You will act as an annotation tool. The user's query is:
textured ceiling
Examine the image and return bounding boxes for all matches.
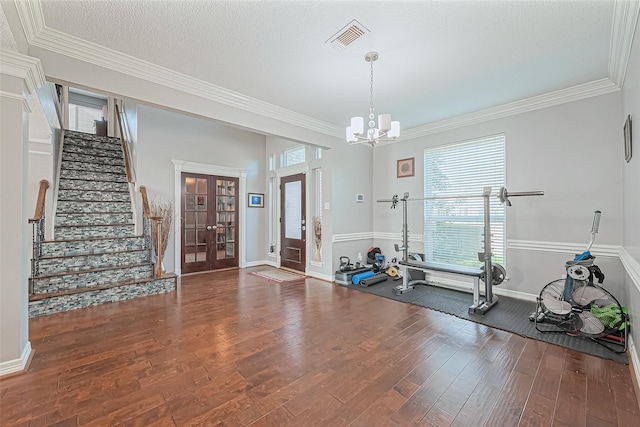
[37,1,615,131]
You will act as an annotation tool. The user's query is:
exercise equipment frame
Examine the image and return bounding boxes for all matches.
[378,186,543,315]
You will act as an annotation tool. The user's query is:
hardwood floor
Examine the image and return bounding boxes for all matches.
[1,267,638,426]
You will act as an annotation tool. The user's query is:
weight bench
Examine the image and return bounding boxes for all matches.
[398,260,498,315]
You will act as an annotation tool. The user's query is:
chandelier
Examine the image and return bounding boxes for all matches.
[346,51,400,146]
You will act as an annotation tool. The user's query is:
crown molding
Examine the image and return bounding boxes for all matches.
[12,0,636,143]
[14,1,342,139]
[0,90,31,112]
[609,0,640,87]
[393,78,620,144]
[0,48,45,94]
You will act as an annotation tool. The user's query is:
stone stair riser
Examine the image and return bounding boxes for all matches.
[29,278,176,317]
[58,179,129,192]
[64,130,121,143]
[55,224,136,240]
[32,264,154,294]
[63,144,123,159]
[62,152,125,166]
[37,251,150,276]
[64,136,122,152]
[56,213,133,226]
[57,200,131,213]
[41,237,146,257]
[60,169,128,183]
[61,160,126,175]
[57,189,130,202]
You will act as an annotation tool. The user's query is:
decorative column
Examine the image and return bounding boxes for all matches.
[0,49,46,376]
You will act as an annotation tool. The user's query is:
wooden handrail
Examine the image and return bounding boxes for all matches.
[140,185,151,218]
[31,180,50,221]
[115,104,133,183]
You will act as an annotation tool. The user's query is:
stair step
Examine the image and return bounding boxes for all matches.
[36,249,150,276]
[56,212,133,226]
[64,132,122,152]
[40,236,146,257]
[62,152,125,167]
[61,160,126,175]
[57,189,130,202]
[54,224,136,240]
[28,274,177,317]
[63,144,124,159]
[57,200,132,213]
[59,168,128,183]
[59,178,129,192]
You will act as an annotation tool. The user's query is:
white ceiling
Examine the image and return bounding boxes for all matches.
[10,1,632,135]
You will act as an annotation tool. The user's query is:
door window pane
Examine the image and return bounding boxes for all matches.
[285,181,302,239]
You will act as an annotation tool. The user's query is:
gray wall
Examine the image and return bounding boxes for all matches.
[621,18,640,366]
[135,104,267,273]
[373,92,626,299]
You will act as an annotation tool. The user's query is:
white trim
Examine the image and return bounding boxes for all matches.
[620,247,640,294]
[13,2,637,143]
[374,232,424,243]
[415,273,538,302]
[332,232,374,243]
[243,260,268,268]
[609,0,640,87]
[309,261,323,268]
[382,79,619,145]
[0,90,32,112]
[507,239,621,258]
[172,159,248,274]
[0,49,46,94]
[263,259,278,268]
[629,336,640,395]
[307,271,333,282]
[0,341,31,377]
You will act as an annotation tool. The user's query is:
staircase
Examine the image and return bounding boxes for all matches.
[29,130,176,317]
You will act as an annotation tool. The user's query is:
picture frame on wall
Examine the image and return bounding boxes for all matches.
[397,157,415,178]
[248,193,264,208]
[624,115,632,163]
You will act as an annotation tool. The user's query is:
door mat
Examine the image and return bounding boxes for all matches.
[250,269,307,284]
[345,279,628,364]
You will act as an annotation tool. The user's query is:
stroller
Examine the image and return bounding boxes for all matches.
[530,211,629,354]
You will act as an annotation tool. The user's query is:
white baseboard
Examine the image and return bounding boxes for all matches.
[307,271,333,282]
[243,260,270,268]
[0,341,31,377]
[629,336,640,392]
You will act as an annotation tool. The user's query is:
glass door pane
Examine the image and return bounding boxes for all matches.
[216,179,236,260]
[184,177,208,264]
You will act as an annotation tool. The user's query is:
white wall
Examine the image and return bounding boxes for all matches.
[135,104,267,273]
[373,92,626,299]
[621,13,640,370]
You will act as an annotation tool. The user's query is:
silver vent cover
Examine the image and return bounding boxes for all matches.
[325,19,369,51]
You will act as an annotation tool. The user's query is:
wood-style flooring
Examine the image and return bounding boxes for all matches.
[1,267,638,426]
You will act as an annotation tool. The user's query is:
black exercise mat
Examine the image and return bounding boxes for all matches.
[345,279,628,364]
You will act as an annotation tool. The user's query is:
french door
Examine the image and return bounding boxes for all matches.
[280,173,306,272]
[181,172,238,274]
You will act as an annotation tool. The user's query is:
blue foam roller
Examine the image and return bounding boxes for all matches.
[352,270,374,284]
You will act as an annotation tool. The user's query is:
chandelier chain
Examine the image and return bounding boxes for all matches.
[369,60,375,114]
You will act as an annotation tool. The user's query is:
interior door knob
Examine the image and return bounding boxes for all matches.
[207,225,217,230]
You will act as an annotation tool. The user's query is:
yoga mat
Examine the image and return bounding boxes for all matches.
[359,273,388,287]
[352,270,374,284]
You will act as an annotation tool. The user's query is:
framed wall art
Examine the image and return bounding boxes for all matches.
[248,193,264,208]
[624,114,632,163]
[397,157,415,178]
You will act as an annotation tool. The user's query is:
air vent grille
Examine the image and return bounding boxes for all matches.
[326,19,369,51]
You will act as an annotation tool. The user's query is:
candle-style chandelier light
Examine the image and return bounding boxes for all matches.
[346,51,400,146]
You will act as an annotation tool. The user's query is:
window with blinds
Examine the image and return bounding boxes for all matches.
[423,134,506,266]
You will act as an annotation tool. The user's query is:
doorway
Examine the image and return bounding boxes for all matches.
[280,173,306,273]
[181,172,239,274]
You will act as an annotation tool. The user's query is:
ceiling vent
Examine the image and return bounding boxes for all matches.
[325,19,369,51]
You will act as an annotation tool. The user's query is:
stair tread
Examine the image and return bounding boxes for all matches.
[55,223,135,228]
[39,247,149,261]
[29,273,177,301]
[42,235,144,244]
[32,262,153,279]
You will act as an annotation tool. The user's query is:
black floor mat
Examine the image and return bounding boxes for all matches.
[345,279,628,364]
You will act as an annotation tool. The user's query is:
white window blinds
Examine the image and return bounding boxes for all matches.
[423,134,506,266]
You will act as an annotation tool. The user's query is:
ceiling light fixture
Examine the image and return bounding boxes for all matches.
[346,51,400,146]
